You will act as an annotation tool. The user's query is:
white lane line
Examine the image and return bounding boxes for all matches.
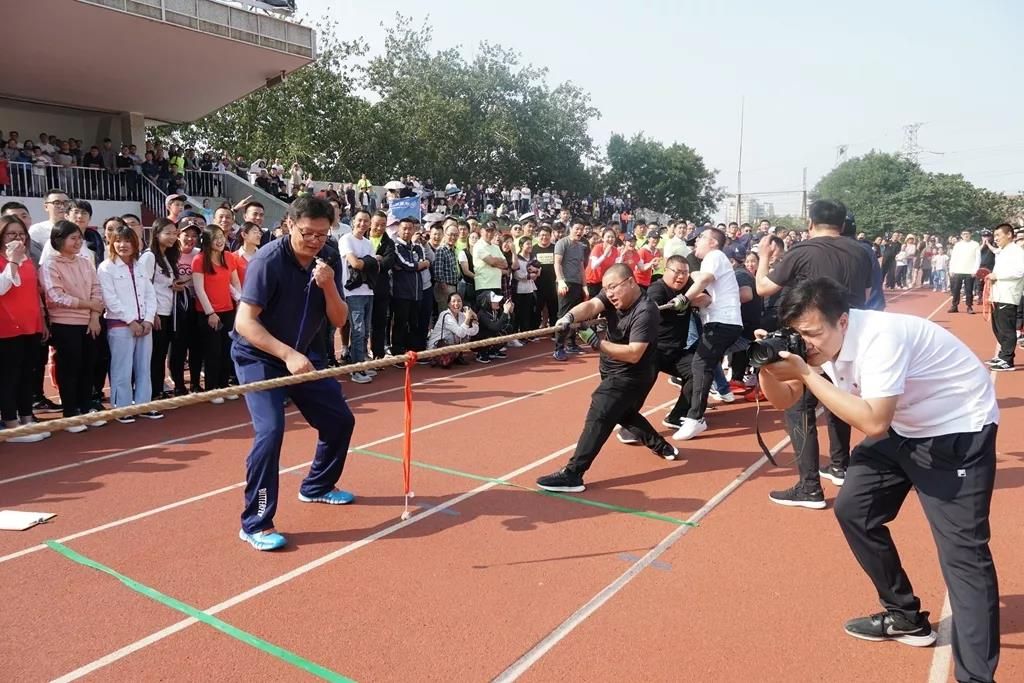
[50,399,678,682]
[0,352,553,487]
[491,431,795,682]
[0,370,598,566]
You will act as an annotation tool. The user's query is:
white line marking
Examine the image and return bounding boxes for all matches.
[492,430,795,681]
[0,369,599,566]
[50,399,678,682]
[0,352,553,487]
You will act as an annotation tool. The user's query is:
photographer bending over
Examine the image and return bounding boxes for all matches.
[758,277,999,683]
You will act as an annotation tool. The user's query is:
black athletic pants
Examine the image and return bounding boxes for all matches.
[785,387,851,490]
[371,290,391,359]
[565,370,666,476]
[950,273,975,309]
[835,423,999,683]
[991,302,1017,366]
[687,322,743,420]
[555,283,584,351]
[659,351,694,423]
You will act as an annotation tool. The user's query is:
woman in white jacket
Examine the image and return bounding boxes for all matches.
[427,292,479,368]
[98,224,161,422]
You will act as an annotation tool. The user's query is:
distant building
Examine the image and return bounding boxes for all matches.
[723,197,775,224]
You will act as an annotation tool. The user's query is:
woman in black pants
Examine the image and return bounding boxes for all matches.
[140,218,180,398]
[191,224,241,403]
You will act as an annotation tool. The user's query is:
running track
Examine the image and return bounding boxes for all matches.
[0,289,1020,682]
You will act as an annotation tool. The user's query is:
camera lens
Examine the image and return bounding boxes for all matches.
[749,337,786,367]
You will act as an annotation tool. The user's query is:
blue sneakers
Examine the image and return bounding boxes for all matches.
[553,348,568,362]
[238,528,287,551]
[297,489,355,505]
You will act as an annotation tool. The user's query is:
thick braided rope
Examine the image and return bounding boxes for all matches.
[0,302,677,442]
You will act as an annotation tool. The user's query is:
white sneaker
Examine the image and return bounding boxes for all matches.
[672,418,707,441]
[508,339,524,348]
[709,389,736,403]
[226,394,240,401]
[350,371,372,384]
[65,424,88,433]
[210,397,225,405]
[6,431,50,443]
[364,368,378,377]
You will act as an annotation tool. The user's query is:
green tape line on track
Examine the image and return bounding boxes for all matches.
[351,448,696,528]
[45,541,355,683]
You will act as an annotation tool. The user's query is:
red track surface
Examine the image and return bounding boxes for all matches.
[1,289,1020,682]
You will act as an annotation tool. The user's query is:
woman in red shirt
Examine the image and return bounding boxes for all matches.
[192,225,241,402]
[0,216,49,442]
[584,228,619,297]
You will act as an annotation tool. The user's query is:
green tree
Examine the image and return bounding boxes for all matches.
[604,133,722,221]
[813,152,1019,238]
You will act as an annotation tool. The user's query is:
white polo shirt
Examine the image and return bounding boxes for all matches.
[821,309,998,439]
[698,248,742,326]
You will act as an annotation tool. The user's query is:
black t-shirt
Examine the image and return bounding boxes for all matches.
[533,243,556,289]
[980,243,997,270]
[596,290,659,380]
[734,266,761,336]
[646,278,693,357]
[768,236,873,308]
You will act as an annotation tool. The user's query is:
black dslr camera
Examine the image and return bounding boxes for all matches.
[749,328,806,368]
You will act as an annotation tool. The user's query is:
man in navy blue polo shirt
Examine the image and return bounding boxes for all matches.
[231,196,354,551]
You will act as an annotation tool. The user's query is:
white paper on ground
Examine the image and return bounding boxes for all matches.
[0,510,57,531]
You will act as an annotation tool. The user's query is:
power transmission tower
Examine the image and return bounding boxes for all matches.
[901,123,924,163]
[835,145,848,166]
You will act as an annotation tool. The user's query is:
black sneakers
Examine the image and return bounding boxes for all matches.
[652,441,679,461]
[616,428,640,445]
[844,611,937,647]
[536,468,585,493]
[819,465,846,486]
[768,484,826,510]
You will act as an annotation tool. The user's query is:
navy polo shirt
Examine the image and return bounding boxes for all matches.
[231,236,343,367]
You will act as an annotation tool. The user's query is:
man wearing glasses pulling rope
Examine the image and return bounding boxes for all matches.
[536,263,680,493]
[231,197,354,551]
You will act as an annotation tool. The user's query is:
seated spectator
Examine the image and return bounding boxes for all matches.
[427,292,478,367]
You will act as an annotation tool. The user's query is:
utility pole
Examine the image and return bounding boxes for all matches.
[735,96,744,224]
[801,167,808,220]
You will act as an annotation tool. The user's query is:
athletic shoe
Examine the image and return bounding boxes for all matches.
[566,345,586,355]
[86,410,107,427]
[65,424,88,434]
[536,467,585,493]
[210,397,225,405]
[117,416,136,424]
[768,483,826,510]
[350,371,373,384]
[844,611,936,647]
[552,349,568,362]
[667,376,683,388]
[947,306,958,313]
[4,429,49,444]
[672,417,707,441]
[819,465,846,486]
[966,307,975,315]
[298,488,355,505]
[364,368,378,377]
[508,339,524,348]
[492,349,507,359]
[476,353,492,364]
[617,428,640,445]
[709,388,736,403]
[990,360,1015,372]
[651,441,680,461]
[985,358,1001,366]
[662,415,683,429]
[33,397,62,412]
[238,528,287,551]
[226,394,240,400]
[139,411,164,420]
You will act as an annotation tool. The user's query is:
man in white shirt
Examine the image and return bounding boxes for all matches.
[985,223,1024,371]
[759,277,999,683]
[338,210,376,383]
[948,229,981,314]
[673,227,743,440]
[29,189,69,250]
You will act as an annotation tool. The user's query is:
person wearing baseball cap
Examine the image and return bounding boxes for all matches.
[166,194,187,224]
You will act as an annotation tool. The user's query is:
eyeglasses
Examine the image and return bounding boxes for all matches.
[664,267,688,277]
[604,277,633,293]
[46,199,69,206]
[297,230,329,243]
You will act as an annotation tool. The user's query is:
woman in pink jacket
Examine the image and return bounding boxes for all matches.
[40,220,107,432]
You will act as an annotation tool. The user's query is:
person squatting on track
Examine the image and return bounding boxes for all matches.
[758,277,1000,683]
[535,263,679,493]
[231,197,356,551]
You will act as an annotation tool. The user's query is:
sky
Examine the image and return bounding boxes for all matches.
[292,0,1023,217]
